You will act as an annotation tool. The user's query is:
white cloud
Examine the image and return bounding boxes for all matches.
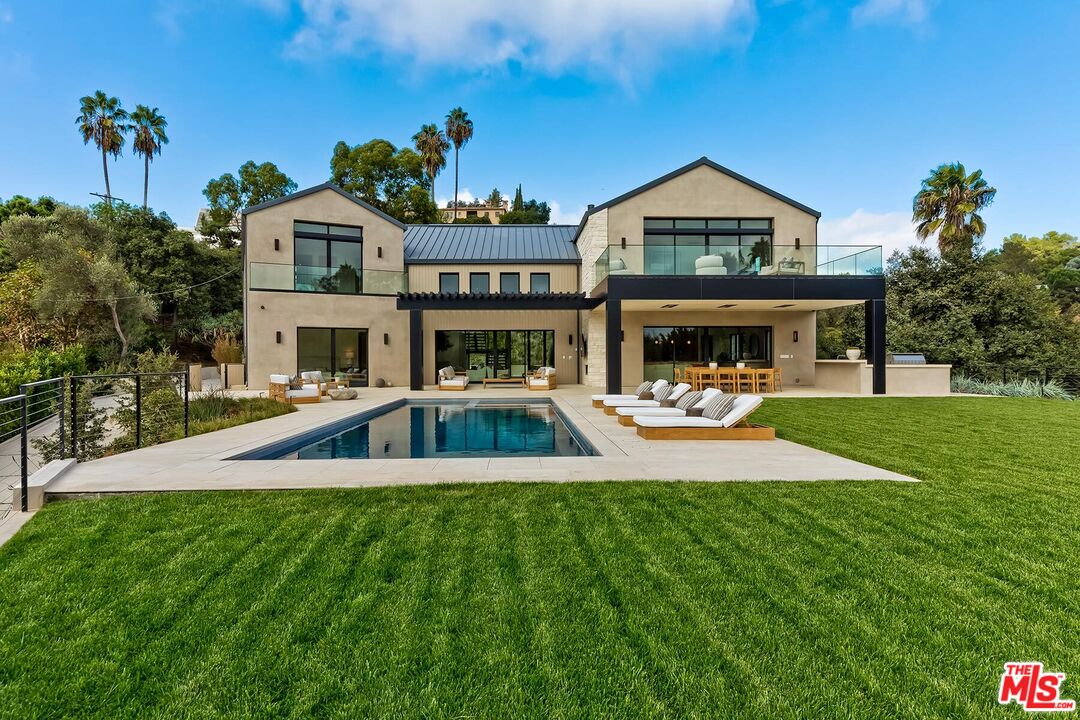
[819,209,920,260]
[436,188,476,209]
[852,0,932,26]
[279,0,756,83]
[549,201,586,225]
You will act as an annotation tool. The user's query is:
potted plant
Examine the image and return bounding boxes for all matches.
[846,347,862,361]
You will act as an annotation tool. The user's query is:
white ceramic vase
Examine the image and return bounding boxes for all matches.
[846,348,862,361]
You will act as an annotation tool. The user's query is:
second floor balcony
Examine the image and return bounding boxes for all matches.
[594,243,883,286]
[249,262,408,296]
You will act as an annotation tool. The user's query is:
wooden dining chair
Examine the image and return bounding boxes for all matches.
[756,368,775,393]
[773,367,783,392]
[736,368,756,393]
[716,368,737,393]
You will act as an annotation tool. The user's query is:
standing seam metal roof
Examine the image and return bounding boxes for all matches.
[403,224,580,263]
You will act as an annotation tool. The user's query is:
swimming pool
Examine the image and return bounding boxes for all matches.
[234,399,598,460]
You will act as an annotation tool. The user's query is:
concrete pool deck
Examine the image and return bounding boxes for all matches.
[45,386,915,497]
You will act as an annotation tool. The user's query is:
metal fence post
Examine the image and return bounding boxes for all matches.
[183,370,190,437]
[135,374,142,449]
[20,394,28,513]
[58,378,66,460]
[70,378,78,459]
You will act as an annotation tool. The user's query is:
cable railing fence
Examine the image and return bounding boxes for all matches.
[1,370,189,513]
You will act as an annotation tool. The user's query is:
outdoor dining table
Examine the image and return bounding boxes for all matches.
[685,366,780,393]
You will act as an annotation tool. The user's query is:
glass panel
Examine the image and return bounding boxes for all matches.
[529,273,550,293]
[439,273,460,293]
[643,218,674,229]
[335,330,368,386]
[740,219,772,229]
[736,328,771,363]
[330,240,362,293]
[328,224,362,237]
[294,222,328,234]
[644,234,674,275]
[528,330,546,371]
[674,219,707,229]
[707,219,739,229]
[297,328,332,375]
[742,235,773,274]
[470,273,489,293]
[295,237,328,267]
[643,327,674,382]
[674,235,705,276]
[500,273,520,293]
[509,331,527,376]
[435,331,466,373]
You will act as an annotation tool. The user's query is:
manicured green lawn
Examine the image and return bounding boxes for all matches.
[0,397,1077,718]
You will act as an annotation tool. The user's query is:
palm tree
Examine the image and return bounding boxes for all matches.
[912,162,997,256]
[412,123,449,203]
[444,107,474,220]
[130,105,169,210]
[76,91,130,204]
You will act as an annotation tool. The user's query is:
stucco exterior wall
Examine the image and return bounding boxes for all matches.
[408,263,578,293]
[604,165,818,255]
[421,310,580,385]
[246,291,410,389]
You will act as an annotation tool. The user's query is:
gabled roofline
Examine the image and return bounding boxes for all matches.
[242,182,408,229]
[572,157,821,242]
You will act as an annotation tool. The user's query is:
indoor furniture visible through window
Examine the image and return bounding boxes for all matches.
[642,325,772,382]
[297,327,369,386]
[434,330,555,381]
[642,218,774,276]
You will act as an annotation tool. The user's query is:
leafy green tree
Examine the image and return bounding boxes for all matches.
[444,107,474,220]
[76,91,129,204]
[200,161,297,247]
[0,195,56,224]
[411,124,449,201]
[985,231,1079,316]
[130,105,169,209]
[451,215,492,225]
[329,139,439,223]
[486,188,503,207]
[2,207,155,360]
[912,163,996,257]
[500,185,551,224]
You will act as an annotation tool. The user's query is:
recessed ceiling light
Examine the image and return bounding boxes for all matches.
[661,303,678,308]
[717,303,737,308]
[774,303,795,308]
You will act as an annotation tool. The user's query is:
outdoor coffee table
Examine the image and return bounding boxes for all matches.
[482,377,525,388]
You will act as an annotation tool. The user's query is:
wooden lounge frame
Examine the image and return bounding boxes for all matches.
[269,381,321,405]
[635,421,775,441]
[438,382,468,391]
[527,371,558,391]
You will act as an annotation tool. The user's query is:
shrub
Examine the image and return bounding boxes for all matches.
[951,374,1074,400]
[32,381,107,462]
[0,345,87,398]
[211,335,243,365]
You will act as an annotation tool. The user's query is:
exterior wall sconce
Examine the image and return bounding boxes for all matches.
[792,331,799,343]
[568,334,574,346]
[621,330,625,341]
[795,237,801,250]
[275,331,282,344]
[377,246,383,258]
[383,333,390,345]
[621,237,626,249]
[274,238,280,251]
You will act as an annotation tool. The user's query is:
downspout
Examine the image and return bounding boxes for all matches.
[241,213,248,387]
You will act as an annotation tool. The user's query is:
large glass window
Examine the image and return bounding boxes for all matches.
[470,272,490,293]
[293,221,363,293]
[435,330,555,381]
[642,218,774,275]
[439,273,460,293]
[643,326,772,381]
[500,273,520,293]
[529,273,550,293]
[298,327,368,386]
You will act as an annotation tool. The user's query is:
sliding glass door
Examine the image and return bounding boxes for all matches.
[643,326,772,381]
[297,327,369,386]
[435,330,555,381]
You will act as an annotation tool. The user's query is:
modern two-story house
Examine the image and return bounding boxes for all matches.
[243,157,900,394]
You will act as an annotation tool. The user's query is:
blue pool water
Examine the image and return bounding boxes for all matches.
[246,400,596,460]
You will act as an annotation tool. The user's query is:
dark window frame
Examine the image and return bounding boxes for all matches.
[433,329,556,378]
[469,272,490,293]
[529,272,551,294]
[643,324,773,378]
[296,326,370,387]
[293,219,365,295]
[499,272,520,293]
[439,272,460,293]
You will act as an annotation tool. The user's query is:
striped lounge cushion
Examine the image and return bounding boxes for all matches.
[653,385,673,403]
[702,393,736,421]
[634,381,651,395]
[675,390,704,410]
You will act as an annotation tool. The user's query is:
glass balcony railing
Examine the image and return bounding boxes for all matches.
[249,262,408,295]
[594,243,882,285]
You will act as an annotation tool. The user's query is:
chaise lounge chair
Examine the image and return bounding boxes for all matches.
[602,382,692,415]
[615,388,718,426]
[591,379,669,408]
[634,394,774,440]
[437,366,469,390]
[269,374,321,404]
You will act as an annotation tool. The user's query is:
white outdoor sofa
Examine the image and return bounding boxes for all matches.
[591,379,669,408]
[601,382,692,415]
[437,366,470,390]
[528,366,557,390]
[634,394,774,440]
[614,388,720,426]
[268,374,321,404]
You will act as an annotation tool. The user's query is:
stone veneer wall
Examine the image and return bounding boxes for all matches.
[577,209,609,297]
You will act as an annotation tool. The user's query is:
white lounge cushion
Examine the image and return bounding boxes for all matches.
[284,387,319,399]
[605,398,662,408]
[616,406,689,417]
[300,371,324,384]
[634,416,724,428]
[301,383,321,393]
[591,379,667,403]
[719,395,763,427]
[269,374,291,384]
[667,383,692,401]
[529,377,550,387]
[440,377,468,387]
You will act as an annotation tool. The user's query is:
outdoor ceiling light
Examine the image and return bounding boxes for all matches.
[774,303,795,308]
[717,303,737,308]
[661,303,679,308]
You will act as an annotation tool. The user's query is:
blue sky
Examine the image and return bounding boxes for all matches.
[1,0,1078,256]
